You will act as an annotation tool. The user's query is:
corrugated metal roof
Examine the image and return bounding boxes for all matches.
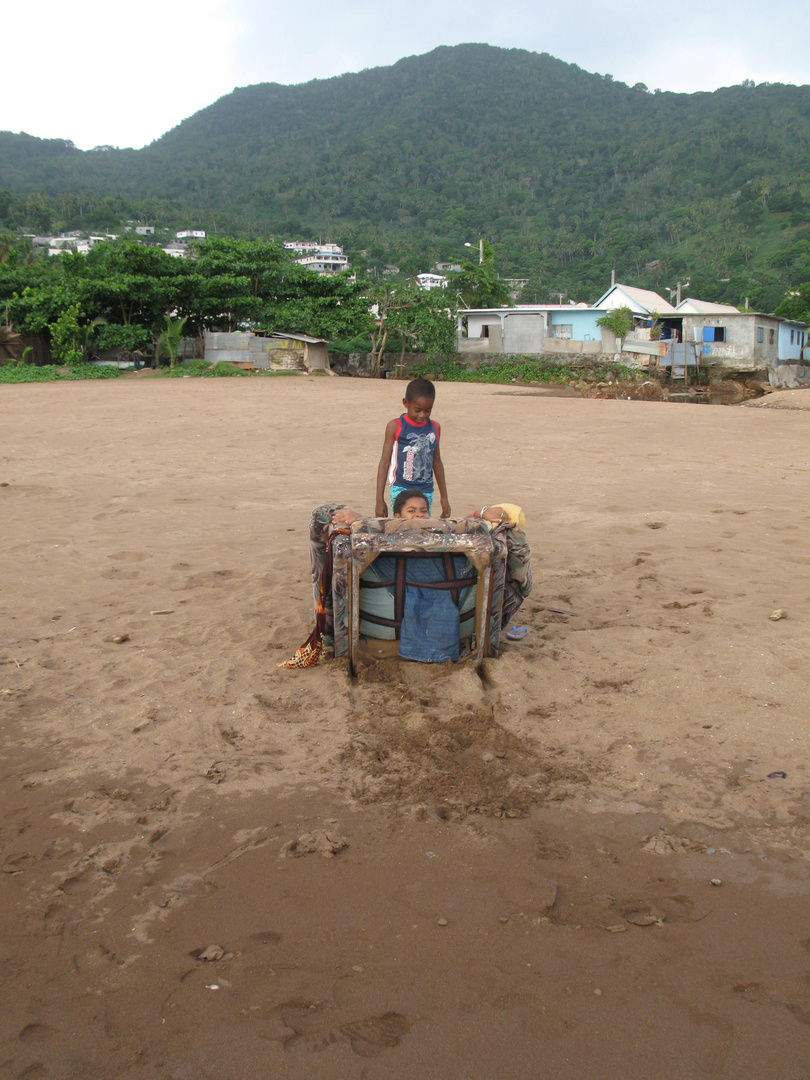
[676,298,740,314]
[593,284,677,314]
[270,332,329,344]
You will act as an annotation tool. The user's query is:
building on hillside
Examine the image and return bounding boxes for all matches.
[295,250,349,275]
[176,230,206,240]
[134,226,155,236]
[416,273,447,290]
[435,262,462,273]
[504,278,529,300]
[285,241,343,255]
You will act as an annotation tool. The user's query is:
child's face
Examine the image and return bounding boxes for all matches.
[403,395,434,424]
[395,497,430,519]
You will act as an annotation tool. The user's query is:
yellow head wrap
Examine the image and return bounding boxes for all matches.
[493,503,525,528]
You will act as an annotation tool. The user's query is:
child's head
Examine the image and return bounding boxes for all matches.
[403,378,436,424]
[392,489,430,518]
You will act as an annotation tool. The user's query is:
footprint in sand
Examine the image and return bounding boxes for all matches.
[16,1064,49,1079]
[18,1024,55,1045]
[280,1004,411,1058]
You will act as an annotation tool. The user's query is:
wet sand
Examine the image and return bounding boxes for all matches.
[1,377,809,1079]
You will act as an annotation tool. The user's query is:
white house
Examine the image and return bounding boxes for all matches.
[285,241,343,255]
[592,283,677,316]
[295,251,349,275]
[416,273,447,290]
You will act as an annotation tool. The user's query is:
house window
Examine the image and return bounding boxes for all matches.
[553,324,573,339]
[757,328,764,343]
[769,329,775,345]
[703,326,726,342]
[791,329,795,344]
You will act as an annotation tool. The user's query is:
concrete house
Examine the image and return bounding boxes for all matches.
[458,304,606,355]
[295,250,349,275]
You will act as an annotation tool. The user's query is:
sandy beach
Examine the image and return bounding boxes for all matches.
[1,376,809,1079]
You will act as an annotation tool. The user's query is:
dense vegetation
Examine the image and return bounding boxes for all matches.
[1,45,809,313]
[0,238,382,365]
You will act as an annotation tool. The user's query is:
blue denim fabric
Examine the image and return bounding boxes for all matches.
[372,554,475,663]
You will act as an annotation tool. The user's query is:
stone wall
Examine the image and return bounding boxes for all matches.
[768,364,810,388]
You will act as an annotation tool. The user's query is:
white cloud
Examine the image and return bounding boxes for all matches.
[3,0,244,148]
[2,0,808,149]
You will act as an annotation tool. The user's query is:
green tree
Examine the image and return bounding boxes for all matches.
[775,284,810,358]
[450,240,510,309]
[596,305,634,346]
[367,281,455,375]
[49,302,85,365]
[159,314,188,368]
[774,282,810,325]
[386,281,455,359]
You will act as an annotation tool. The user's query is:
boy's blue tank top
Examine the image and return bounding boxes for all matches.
[387,414,439,494]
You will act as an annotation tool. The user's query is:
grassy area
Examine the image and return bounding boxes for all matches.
[145,361,302,378]
[0,363,121,383]
[408,357,639,384]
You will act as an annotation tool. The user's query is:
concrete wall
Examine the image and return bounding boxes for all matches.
[456,334,607,357]
[680,314,779,369]
[548,310,603,342]
[768,364,810,388]
[502,313,545,354]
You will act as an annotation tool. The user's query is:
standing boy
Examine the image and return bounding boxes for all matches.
[375,378,451,517]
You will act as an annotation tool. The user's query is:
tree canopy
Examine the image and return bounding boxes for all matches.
[0,238,377,364]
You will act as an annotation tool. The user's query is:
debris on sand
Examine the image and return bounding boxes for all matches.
[280,829,349,858]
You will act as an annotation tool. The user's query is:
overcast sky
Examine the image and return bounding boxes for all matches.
[5,0,810,151]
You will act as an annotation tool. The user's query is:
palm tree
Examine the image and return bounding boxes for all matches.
[160,314,188,369]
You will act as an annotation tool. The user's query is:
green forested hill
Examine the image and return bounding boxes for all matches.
[2,44,809,308]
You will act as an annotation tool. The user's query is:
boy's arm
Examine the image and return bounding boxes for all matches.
[375,420,397,517]
[433,422,451,518]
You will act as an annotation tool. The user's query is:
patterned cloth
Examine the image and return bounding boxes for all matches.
[278,505,349,667]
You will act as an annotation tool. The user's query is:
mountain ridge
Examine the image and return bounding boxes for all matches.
[2,43,809,308]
